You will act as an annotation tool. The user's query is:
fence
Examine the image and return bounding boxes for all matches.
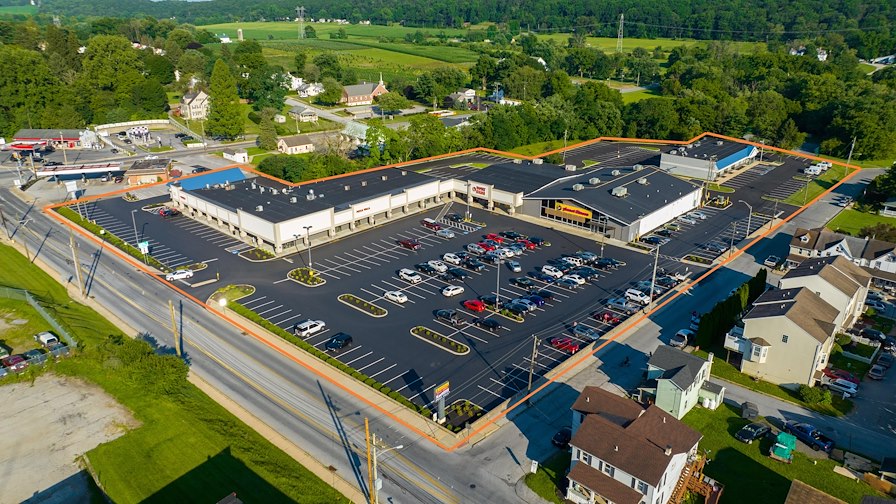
[0,286,78,348]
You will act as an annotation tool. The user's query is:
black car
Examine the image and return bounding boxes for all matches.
[447,267,469,279]
[44,161,62,167]
[524,294,545,306]
[547,258,574,272]
[734,422,772,444]
[174,132,187,139]
[641,236,663,246]
[445,213,464,222]
[572,267,600,280]
[510,277,534,288]
[325,332,353,351]
[530,289,554,300]
[529,236,549,247]
[110,148,119,154]
[415,263,438,274]
[506,303,529,316]
[551,427,572,449]
[597,257,626,268]
[528,271,556,283]
[479,294,499,306]
[464,258,486,271]
[861,328,887,342]
[655,276,678,288]
[499,231,525,240]
[655,228,674,237]
[191,166,211,173]
[474,318,503,332]
[436,309,463,325]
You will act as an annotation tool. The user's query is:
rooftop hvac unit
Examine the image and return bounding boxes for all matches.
[611,169,621,176]
[361,181,367,186]
[271,188,278,195]
[565,164,577,171]
[513,159,523,164]
[686,144,694,149]
[572,184,584,191]
[251,182,257,189]
[633,164,643,171]
[381,175,388,181]
[255,205,263,211]
[678,147,686,153]
[668,150,678,155]
[205,184,210,189]
[716,140,724,146]
[637,177,648,185]
[344,185,350,191]
[401,170,407,175]
[695,141,702,147]
[611,186,628,198]
[533,158,544,165]
[289,196,297,203]
[588,177,601,185]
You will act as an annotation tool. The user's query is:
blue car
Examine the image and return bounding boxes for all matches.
[524,294,546,306]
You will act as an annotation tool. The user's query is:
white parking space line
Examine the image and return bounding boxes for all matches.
[334,345,363,359]
[356,358,386,373]
[409,384,437,402]
[266,309,294,323]
[368,364,398,379]
[344,351,374,366]
[276,313,304,326]
[477,385,504,399]
[380,280,428,298]
[248,300,276,311]
[342,250,382,268]
[241,296,266,306]
[391,375,424,391]
[273,278,291,284]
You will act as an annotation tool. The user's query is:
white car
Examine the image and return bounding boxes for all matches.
[541,265,564,278]
[384,291,408,304]
[294,319,326,337]
[496,247,514,259]
[678,216,697,225]
[562,274,586,285]
[427,260,448,273]
[624,288,651,305]
[563,256,584,266]
[670,329,693,348]
[399,268,422,283]
[442,285,465,297]
[442,253,462,265]
[436,228,455,239]
[763,255,780,268]
[165,269,194,281]
[507,260,522,273]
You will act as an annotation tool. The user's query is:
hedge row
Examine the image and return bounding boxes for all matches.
[56,206,170,272]
[231,302,432,418]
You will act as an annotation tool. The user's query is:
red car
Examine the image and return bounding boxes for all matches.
[823,367,859,385]
[549,337,580,354]
[463,299,486,312]
[594,311,621,325]
[398,239,421,251]
[516,239,536,250]
[2,354,28,372]
[477,241,496,251]
[484,233,504,243]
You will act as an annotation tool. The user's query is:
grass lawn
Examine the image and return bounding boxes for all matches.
[683,404,879,504]
[782,167,857,207]
[166,91,183,106]
[200,21,466,41]
[706,183,735,193]
[621,88,664,104]
[0,299,53,354]
[524,450,570,504]
[539,34,762,54]
[510,140,570,156]
[251,153,275,165]
[147,146,174,153]
[827,208,896,236]
[0,244,345,503]
[0,4,37,15]
[695,350,852,416]
[858,63,877,74]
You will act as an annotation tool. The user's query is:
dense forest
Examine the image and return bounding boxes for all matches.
[5,0,893,58]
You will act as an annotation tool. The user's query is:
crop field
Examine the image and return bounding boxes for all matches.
[540,33,763,54]
[201,21,466,41]
[0,4,36,15]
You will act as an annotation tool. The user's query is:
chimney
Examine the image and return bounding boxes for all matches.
[614,445,619,452]
[586,396,590,403]
[665,445,672,456]
[662,416,666,423]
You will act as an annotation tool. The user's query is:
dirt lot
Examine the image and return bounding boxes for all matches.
[0,375,139,503]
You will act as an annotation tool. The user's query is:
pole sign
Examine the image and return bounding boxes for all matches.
[434,381,450,401]
[138,241,150,255]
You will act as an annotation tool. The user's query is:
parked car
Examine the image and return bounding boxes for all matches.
[2,354,28,372]
[384,291,408,304]
[734,422,771,444]
[572,267,600,280]
[478,294,500,306]
[325,333,353,351]
[688,210,708,220]
[670,329,693,348]
[529,236,550,247]
[877,352,894,368]
[561,274,586,286]
[466,243,486,255]
[427,260,448,273]
[484,233,504,243]
[593,311,621,325]
[477,241,496,252]
[421,218,442,231]
[447,267,469,280]
[541,265,564,278]
[34,331,59,347]
[783,421,834,452]
[445,213,463,222]
[463,258,486,271]
[702,242,727,254]
[165,269,194,282]
[607,298,637,315]
[624,288,651,305]
[474,317,503,332]
[523,294,545,306]
[463,299,486,312]
[516,239,536,250]
[866,300,887,312]
[398,239,421,251]
[549,337,580,354]
[510,277,534,288]
[868,364,887,380]
[677,216,697,225]
[530,289,554,301]
[764,255,780,268]
[556,278,579,289]
[655,228,674,237]
[551,427,572,449]
[499,231,525,240]
[861,327,887,342]
[399,268,422,283]
[505,302,529,316]
[294,319,326,337]
[820,375,859,397]
[436,228,455,239]
[436,309,463,325]
[655,276,678,289]
[575,251,598,263]
[573,325,599,342]
[822,367,859,385]
[511,298,537,312]
[442,285,465,297]
[528,271,556,283]
[415,263,437,274]
[506,260,522,273]
[443,253,462,265]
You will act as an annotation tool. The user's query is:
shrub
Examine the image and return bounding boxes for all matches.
[799,385,832,405]
[836,333,852,347]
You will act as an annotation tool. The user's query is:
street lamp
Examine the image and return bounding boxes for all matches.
[495,256,503,309]
[465,182,471,220]
[372,433,403,504]
[738,200,752,239]
[303,225,313,270]
[130,209,139,245]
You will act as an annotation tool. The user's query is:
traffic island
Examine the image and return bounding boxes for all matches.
[337,294,387,317]
[288,267,326,287]
[410,326,470,355]
[239,248,275,262]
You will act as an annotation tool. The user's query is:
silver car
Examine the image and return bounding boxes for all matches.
[607,298,637,315]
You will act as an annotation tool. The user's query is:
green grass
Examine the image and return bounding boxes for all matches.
[340,39,478,64]
[0,243,346,503]
[509,140,569,156]
[147,146,174,153]
[706,183,735,193]
[210,284,255,304]
[539,33,763,55]
[827,208,896,236]
[524,450,570,504]
[0,4,37,15]
[696,350,852,416]
[0,299,52,354]
[200,21,466,41]
[782,167,857,207]
[166,92,183,106]
[682,403,880,504]
[251,153,275,165]
[621,88,664,104]
[858,63,876,74]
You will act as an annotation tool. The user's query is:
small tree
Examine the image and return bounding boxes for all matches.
[316,77,343,105]
[257,109,278,151]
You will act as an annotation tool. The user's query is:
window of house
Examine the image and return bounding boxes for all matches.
[638,480,649,494]
[603,463,615,477]
[751,344,763,360]
[580,451,592,465]
[782,335,789,343]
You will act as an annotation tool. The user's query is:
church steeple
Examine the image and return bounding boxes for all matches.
[379,72,383,85]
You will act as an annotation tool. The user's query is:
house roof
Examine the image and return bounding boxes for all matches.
[341,122,369,140]
[790,227,896,263]
[647,346,708,390]
[223,148,246,156]
[567,463,643,504]
[14,129,84,141]
[744,287,839,343]
[701,381,725,395]
[782,255,871,297]
[784,480,846,504]
[524,165,701,225]
[289,105,310,114]
[470,161,570,194]
[343,82,381,97]
[569,387,702,485]
[440,116,471,128]
[880,456,896,474]
[181,90,206,104]
[279,135,313,147]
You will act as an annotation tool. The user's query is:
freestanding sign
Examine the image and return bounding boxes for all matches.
[138,241,150,255]
[435,381,450,423]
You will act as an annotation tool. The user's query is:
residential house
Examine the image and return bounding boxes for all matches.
[446,88,476,108]
[724,287,839,388]
[341,75,388,106]
[787,227,894,288]
[784,480,845,504]
[340,122,369,147]
[180,90,209,120]
[222,148,248,164]
[567,386,702,504]
[439,116,471,129]
[778,256,871,330]
[297,82,324,98]
[276,135,315,155]
[288,105,319,123]
[636,347,724,420]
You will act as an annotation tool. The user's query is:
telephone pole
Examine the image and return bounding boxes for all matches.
[296,6,306,40]
[844,136,856,178]
[527,335,539,391]
[69,229,85,298]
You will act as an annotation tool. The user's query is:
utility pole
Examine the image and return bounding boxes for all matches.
[728,222,736,257]
[0,206,9,240]
[844,136,856,178]
[296,6,306,40]
[527,335,539,391]
[738,200,753,240]
[561,129,568,164]
[169,300,181,357]
[304,225,313,270]
[69,229,85,298]
[59,131,68,165]
[365,418,373,504]
[802,178,810,206]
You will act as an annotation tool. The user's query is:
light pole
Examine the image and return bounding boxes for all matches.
[303,225,313,270]
[495,257,502,309]
[293,233,301,255]
[649,244,660,312]
[59,131,68,165]
[465,182,471,220]
[738,200,752,239]
[371,433,403,504]
[759,139,765,163]
[130,209,139,245]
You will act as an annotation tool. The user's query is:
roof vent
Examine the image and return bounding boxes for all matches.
[513,159,523,164]
[678,147,686,153]
[664,445,672,456]
[381,175,388,181]
[251,182,257,189]
[361,181,367,186]
[401,170,407,175]
[205,184,210,189]
[633,164,643,171]
[695,141,702,147]
[716,140,724,146]
[533,158,544,165]
[289,196,297,203]
[686,144,694,149]
[572,184,584,191]
[565,164,577,171]
[614,445,619,452]
[588,177,601,185]
[637,177,648,185]
[255,205,263,212]
[344,185,350,191]
[271,188,279,195]
[611,186,628,198]
[611,169,621,176]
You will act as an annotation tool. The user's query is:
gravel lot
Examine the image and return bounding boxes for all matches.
[0,375,138,504]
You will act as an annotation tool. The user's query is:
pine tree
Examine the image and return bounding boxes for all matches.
[257,109,278,151]
[206,59,243,139]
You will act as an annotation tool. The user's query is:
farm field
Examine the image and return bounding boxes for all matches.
[621,88,664,104]
[201,21,466,41]
[0,4,36,15]
[540,33,764,54]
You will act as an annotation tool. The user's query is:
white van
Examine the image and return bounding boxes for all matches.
[34,331,59,347]
[804,165,822,176]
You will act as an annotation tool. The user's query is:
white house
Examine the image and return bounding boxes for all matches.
[277,135,315,155]
[289,106,319,123]
[223,148,249,164]
[787,227,894,288]
[638,347,724,420]
[778,255,871,331]
[180,90,209,120]
[566,387,702,504]
[297,82,324,98]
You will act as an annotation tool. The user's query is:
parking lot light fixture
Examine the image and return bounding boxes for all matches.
[303,225,313,270]
[130,209,139,245]
[738,200,752,239]
[495,257,502,309]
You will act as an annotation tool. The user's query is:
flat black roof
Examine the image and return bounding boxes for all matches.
[524,166,700,225]
[469,161,571,194]
[663,138,747,161]
[187,168,434,223]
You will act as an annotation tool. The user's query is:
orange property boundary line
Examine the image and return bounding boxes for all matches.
[41,133,861,453]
